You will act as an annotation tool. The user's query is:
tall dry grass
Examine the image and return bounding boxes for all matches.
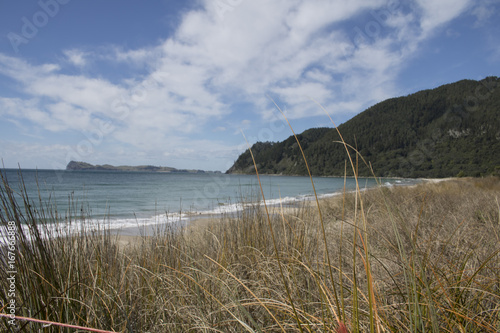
[1,171,499,332]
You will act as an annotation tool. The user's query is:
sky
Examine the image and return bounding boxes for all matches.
[0,0,499,172]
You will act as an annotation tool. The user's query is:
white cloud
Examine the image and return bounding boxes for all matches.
[0,55,123,117]
[415,0,472,35]
[30,75,123,114]
[0,97,54,130]
[0,54,59,81]
[0,0,481,169]
[0,97,103,133]
[63,49,88,67]
[271,82,333,118]
[5,0,470,124]
[0,140,73,169]
[471,0,500,26]
[156,0,397,116]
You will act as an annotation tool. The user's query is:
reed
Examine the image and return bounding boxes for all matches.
[1,148,499,331]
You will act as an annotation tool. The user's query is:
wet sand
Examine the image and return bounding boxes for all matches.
[110,178,443,249]
[111,204,312,249]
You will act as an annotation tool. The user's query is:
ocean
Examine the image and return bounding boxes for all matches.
[0,169,418,233]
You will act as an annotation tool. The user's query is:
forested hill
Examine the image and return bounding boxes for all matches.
[227,77,500,178]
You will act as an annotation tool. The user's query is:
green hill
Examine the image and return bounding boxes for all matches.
[227,77,500,178]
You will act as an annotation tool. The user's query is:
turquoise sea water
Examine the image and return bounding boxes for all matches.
[1,169,418,232]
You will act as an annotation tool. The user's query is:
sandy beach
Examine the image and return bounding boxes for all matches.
[3,176,499,332]
[110,178,439,248]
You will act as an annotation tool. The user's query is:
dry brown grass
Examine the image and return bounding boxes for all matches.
[1,175,500,332]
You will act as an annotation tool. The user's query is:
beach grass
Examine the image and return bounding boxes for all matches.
[1,169,500,332]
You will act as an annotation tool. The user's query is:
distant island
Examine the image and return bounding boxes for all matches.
[66,161,221,174]
[227,76,500,178]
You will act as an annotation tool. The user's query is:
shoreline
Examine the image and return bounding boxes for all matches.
[0,176,449,247]
[109,177,440,247]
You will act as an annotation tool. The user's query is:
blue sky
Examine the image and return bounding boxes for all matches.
[0,0,499,171]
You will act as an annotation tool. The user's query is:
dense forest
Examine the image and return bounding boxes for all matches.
[227,77,500,178]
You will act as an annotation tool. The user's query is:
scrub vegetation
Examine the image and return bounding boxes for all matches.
[1,98,500,331]
[1,173,500,332]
